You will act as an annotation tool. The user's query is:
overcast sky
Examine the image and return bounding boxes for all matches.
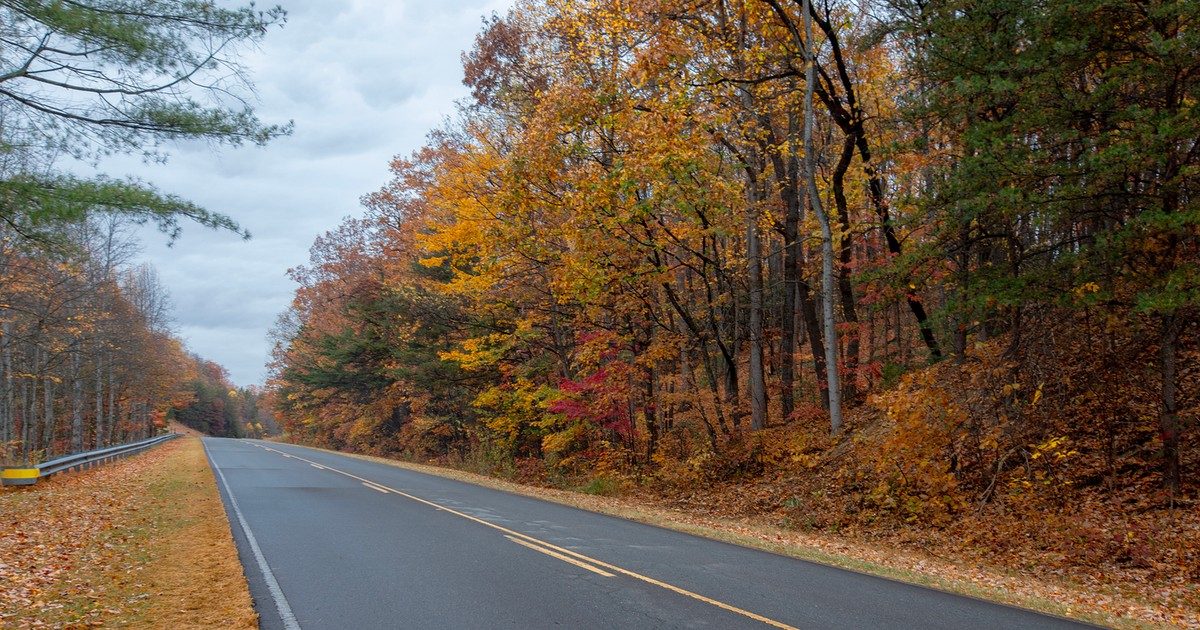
[97,0,510,386]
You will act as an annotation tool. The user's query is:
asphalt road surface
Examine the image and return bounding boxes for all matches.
[202,437,1094,630]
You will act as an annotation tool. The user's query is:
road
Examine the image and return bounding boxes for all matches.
[203,437,1092,630]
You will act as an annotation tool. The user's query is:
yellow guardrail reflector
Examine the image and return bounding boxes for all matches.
[1,468,39,479]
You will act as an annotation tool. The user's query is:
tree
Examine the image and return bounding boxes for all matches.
[896,0,1198,493]
[0,216,201,463]
[266,0,1196,498]
[170,356,240,438]
[799,0,843,434]
[0,0,290,246]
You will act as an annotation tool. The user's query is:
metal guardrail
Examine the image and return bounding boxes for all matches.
[1,433,181,486]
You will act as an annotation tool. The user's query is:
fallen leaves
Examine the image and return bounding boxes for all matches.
[0,438,255,629]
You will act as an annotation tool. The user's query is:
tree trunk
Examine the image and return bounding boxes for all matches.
[41,376,55,458]
[107,360,117,443]
[830,134,860,401]
[780,185,798,423]
[1159,315,1183,495]
[797,266,828,409]
[764,109,825,416]
[21,373,31,463]
[796,4,942,362]
[643,367,658,461]
[803,0,843,434]
[95,348,106,448]
[853,131,942,362]
[768,108,802,423]
[1,320,11,449]
[71,346,84,453]
[747,189,767,430]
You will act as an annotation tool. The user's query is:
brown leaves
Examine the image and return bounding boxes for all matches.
[0,465,140,627]
[0,439,255,629]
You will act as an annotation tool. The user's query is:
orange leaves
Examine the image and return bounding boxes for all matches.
[0,443,173,626]
[439,334,510,372]
[869,371,969,524]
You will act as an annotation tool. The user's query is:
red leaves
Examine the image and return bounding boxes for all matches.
[549,365,634,438]
[546,330,639,440]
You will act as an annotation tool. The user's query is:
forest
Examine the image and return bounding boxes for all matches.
[268,0,1198,599]
[169,358,279,439]
[0,218,211,464]
[0,216,274,463]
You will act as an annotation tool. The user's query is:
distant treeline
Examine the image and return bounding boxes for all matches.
[170,362,280,439]
[0,1,287,460]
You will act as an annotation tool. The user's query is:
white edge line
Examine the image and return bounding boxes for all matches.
[207,443,302,630]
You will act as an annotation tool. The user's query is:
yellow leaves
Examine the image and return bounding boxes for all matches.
[541,422,587,456]
[1029,435,1078,463]
[750,427,815,468]
[439,334,509,371]
[474,379,554,453]
[348,415,384,445]
[871,370,968,524]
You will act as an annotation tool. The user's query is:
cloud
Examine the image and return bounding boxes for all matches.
[90,0,512,385]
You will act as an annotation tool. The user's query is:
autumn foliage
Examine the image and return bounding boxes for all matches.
[0,222,200,465]
[268,0,1197,616]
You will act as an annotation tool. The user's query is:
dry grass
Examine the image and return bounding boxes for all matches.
[0,437,255,628]
[139,438,256,629]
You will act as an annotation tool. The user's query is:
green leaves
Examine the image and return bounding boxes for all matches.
[907,0,1200,332]
[0,0,290,247]
[0,173,247,247]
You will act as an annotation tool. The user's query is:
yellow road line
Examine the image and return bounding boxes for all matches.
[505,535,615,577]
[252,444,799,630]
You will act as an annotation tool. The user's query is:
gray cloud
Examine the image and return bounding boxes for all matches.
[92,0,512,385]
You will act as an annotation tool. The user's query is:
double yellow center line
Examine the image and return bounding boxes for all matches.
[505,535,616,577]
[252,443,798,630]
